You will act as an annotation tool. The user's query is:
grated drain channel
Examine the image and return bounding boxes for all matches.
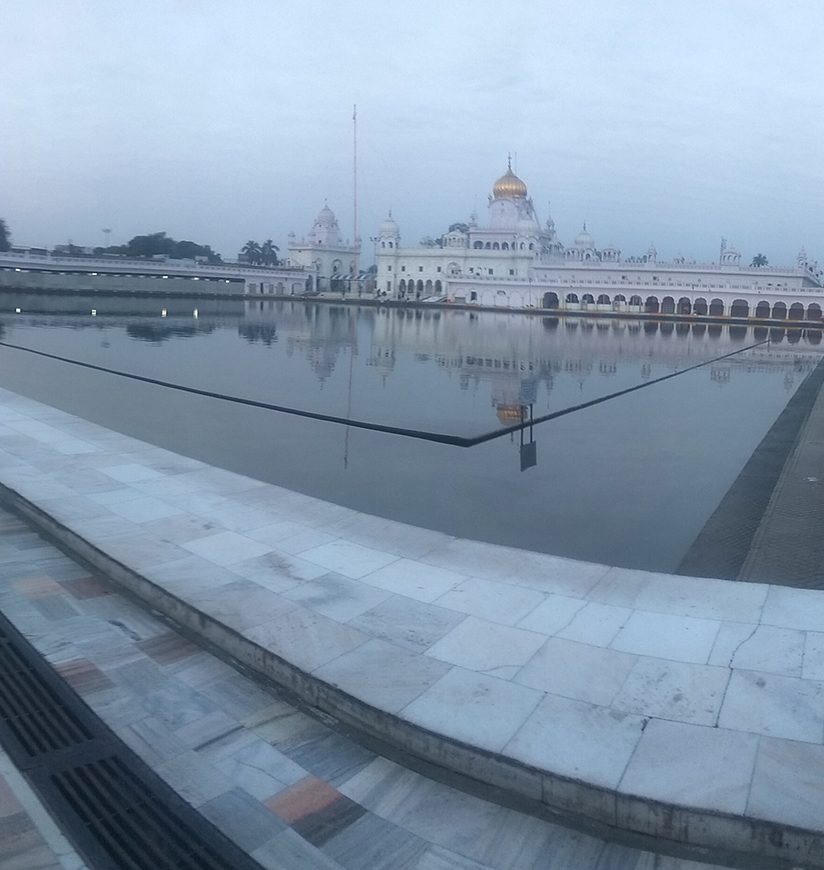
[0,612,264,870]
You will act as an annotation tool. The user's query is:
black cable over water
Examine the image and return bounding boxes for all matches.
[0,337,770,448]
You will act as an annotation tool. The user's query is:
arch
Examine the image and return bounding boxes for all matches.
[566,293,579,304]
[789,302,805,320]
[645,295,660,313]
[614,294,626,303]
[582,293,595,304]
[416,279,424,296]
[473,241,483,249]
[492,242,500,250]
[501,242,509,250]
[520,242,525,250]
[808,329,822,345]
[381,241,385,248]
[807,303,822,321]
[597,294,610,304]
[434,279,442,293]
[772,301,787,319]
[543,292,560,308]
[678,297,691,315]
[661,296,675,314]
[470,290,478,302]
[447,262,460,276]
[755,301,771,319]
[709,298,725,317]
[388,241,394,249]
[399,279,406,292]
[769,327,785,343]
[730,299,750,318]
[629,295,642,306]
[485,242,491,249]
[528,243,535,251]
[693,297,708,316]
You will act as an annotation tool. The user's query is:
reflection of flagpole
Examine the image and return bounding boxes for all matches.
[343,309,357,469]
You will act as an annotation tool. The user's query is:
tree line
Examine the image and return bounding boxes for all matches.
[241,239,280,266]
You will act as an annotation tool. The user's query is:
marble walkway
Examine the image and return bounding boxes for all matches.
[0,505,726,870]
[0,384,821,868]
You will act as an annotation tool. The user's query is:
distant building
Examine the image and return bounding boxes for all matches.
[375,160,824,319]
[287,203,359,293]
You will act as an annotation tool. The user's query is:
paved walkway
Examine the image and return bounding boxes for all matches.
[741,364,824,587]
[0,384,821,868]
[0,505,724,870]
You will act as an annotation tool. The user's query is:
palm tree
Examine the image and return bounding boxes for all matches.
[260,239,280,266]
[751,253,768,267]
[241,240,262,265]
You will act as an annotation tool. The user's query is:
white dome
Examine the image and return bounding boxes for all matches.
[379,210,400,237]
[316,204,336,226]
[575,224,595,248]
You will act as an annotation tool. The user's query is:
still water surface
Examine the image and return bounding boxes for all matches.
[0,293,819,572]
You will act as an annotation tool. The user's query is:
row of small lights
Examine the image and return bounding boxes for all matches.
[11,268,230,284]
[13,307,199,318]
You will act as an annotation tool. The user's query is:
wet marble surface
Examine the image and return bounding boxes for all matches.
[0,384,821,865]
[0,504,729,870]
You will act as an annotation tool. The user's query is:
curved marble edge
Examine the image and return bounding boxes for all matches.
[0,387,822,868]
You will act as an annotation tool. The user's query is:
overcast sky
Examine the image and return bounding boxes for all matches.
[3,0,823,265]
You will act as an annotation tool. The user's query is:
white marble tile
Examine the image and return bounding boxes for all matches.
[434,577,544,626]
[610,611,721,664]
[727,624,805,677]
[181,530,273,567]
[556,602,632,647]
[245,605,369,672]
[282,573,393,622]
[631,573,767,623]
[360,558,467,603]
[187,580,299,631]
[619,719,759,813]
[231,549,329,587]
[106,495,185,524]
[402,668,543,753]
[748,737,824,830]
[425,617,546,679]
[506,694,644,789]
[297,539,399,579]
[707,621,759,668]
[612,658,730,726]
[762,585,824,632]
[260,526,338,555]
[803,631,824,680]
[314,638,452,713]
[515,637,637,706]
[98,463,166,483]
[718,670,824,742]
[516,594,586,635]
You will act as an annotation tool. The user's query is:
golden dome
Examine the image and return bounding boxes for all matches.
[492,157,528,199]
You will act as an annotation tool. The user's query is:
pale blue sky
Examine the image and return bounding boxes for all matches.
[2,0,823,265]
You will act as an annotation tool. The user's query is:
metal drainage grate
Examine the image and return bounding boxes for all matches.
[0,612,265,870]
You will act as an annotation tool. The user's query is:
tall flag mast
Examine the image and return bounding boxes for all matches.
[352,104,360,292]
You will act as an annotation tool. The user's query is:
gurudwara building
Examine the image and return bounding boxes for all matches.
[374,160,824,321]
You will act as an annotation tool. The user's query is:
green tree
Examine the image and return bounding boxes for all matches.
[447,222,470,234]
[260,239,280,266]
[751,253,768,267]
[0,219,10,252]
[242,240,262,264]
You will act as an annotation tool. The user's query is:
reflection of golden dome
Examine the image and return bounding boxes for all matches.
[493,158,528,199]
[496,404,525,424]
